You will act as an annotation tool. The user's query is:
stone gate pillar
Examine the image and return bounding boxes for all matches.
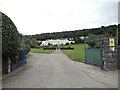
[103,38,117,70]
[117,46,120,69]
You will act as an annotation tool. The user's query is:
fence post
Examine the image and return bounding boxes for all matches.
[100,40,104,69]
[8,58,11,73]
[85,47,86,64]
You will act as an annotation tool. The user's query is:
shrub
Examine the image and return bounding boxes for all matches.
[65,42,69,45]
[88,42,96,48]
[30,38,38,48]
[23,36,31,54]
[71,42,74,44]
[25,44,31,54]
[2,12,21,74]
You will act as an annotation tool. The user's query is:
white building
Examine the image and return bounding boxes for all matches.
[80,36,85,40]
[40,39,75,46]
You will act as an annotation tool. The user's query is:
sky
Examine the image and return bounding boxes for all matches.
[0,0,119,35]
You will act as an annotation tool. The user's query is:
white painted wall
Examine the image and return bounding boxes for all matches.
[40,39,75,46]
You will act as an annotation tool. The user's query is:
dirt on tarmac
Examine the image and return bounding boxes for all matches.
[2,50,118,88]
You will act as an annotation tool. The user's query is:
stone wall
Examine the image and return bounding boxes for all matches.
[117,46,120,69]
[104,53,117,70]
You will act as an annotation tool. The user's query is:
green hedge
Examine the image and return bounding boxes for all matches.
[2,12,21,74]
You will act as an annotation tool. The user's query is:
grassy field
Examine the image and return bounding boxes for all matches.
[30,48,54,54]
[62,44,87,62]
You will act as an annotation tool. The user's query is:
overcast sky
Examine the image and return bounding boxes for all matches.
[0,0,119,35]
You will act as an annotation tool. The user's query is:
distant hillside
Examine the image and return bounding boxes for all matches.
[25,24,118,41]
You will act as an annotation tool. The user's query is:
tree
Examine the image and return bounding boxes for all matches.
[20,34,31,54]
[85,34,104,48]
[25,24,117,42]
[118,24,120,45]
[48,43,51,46]
[30,38,38,48]
[2,12,21,74]
[65,42,69,45]
[88,42,96,48]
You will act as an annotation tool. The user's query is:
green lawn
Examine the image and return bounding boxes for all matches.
[30,48,54,54]
[62,44,87,62]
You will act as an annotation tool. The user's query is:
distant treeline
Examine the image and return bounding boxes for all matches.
[25,24,119,41]
[118,24,120,45]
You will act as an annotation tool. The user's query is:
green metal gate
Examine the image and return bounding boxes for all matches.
[85,48,103,67]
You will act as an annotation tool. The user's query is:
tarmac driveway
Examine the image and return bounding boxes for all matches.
[2,50,118,88]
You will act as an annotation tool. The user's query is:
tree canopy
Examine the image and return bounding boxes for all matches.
[118,24,120,45]
[2,12,21,62]
[26,24,118,42]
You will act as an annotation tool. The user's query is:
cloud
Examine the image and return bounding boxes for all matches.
[0,0,118,35]
[118,1,120,24]
[95,2,118,25]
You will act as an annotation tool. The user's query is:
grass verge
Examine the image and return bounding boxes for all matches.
[62,44,86,62]
[30,48,54,54]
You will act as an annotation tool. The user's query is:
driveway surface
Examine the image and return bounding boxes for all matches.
[3,50,118,88]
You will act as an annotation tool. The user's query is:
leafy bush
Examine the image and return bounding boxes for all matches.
[25,44,31,54]
[23,36,31,54]
[59,45,74,50]
[2,12,21,73]
[65,42,69,45]
[88,42,96,48]
[30,38,38,48]
[71,42,74,44]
